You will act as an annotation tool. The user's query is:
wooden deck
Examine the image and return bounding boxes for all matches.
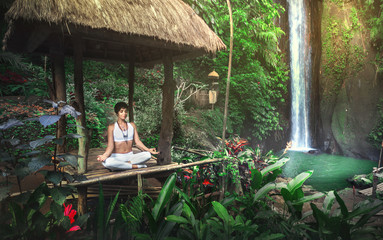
[69,148,223,214]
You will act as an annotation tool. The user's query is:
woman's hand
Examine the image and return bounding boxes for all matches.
[97,155,107,162]
[148,148,159,154]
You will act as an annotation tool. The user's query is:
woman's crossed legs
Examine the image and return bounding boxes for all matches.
[102,151,151,170]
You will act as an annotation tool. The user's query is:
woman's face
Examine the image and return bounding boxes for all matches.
[117,108,128,120]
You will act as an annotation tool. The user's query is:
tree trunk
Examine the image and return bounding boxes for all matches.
[128,46,135,122]
[158,53,175,165]
[73,36,88,174]
[50,40,67,153]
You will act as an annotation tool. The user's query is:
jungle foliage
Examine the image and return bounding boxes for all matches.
[178,0,289,142]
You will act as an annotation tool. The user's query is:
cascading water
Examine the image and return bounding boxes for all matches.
[288,0,312,150]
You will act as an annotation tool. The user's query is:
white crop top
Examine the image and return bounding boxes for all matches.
[113,122,134,142]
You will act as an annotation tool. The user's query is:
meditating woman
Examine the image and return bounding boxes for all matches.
[97,102,158,170]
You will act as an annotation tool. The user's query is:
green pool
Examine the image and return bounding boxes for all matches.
[282,150,377,192]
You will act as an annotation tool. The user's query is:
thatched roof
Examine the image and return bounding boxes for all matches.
[2,0,225,65]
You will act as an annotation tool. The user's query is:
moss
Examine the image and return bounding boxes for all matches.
[321,1,367,99]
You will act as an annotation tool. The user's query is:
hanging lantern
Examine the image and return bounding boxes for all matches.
[208,70,219,107]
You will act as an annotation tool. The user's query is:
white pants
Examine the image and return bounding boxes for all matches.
[102,151,151,170]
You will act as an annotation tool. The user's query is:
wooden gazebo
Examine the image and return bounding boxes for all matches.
[2,0,226,173]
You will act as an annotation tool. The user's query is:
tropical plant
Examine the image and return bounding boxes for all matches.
[310,190,383,239]
[91,183,121,240]
[133,172,183,240]
[0,183,88,240]
[0,101,84,199]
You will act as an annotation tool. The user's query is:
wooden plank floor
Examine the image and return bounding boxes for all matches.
[69,148,222,187]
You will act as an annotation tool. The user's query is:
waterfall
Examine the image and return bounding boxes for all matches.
[288,0,312,150]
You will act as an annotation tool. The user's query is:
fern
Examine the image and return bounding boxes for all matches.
[120,191,148,234]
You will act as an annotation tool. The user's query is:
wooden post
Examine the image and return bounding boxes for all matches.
[158,53,175,165]
[77,186,87,215]
[73,35,88,174]
[128,46,135,122]
[50,38,67,153]
[137,174,142,193]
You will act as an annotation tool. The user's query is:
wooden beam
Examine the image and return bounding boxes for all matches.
[158,53,175,165]
[128,46,135,122]
[73,35,88,174]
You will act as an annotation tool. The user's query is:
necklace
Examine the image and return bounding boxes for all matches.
[118,122,128,139]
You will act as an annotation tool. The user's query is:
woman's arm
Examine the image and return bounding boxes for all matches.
[97,124,115,162]
[131,122,159,154]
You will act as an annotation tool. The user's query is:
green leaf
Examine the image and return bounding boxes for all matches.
[212,201,231,223]
[165,215,189,224]
[97,184,105,240]
[53,138,64,145]
[64,133,83,139]
[254,182,286,202]
[29,135,55,149]
[50,201,64,220]
[105,191,120,230]
[334,191,348,218]
[322,191,335,214]
[260,157,289,176]
[58,154,78,167]
[251,168,262,190]
[14,165,30,178]
[152,172,176,222]
[50,187,72,205]
[39,115,61,128]
[46,171,64,185]
[286,170,313,195]
[292,192,325,205]
[28,155,51,172]
[0,119,24,130]
[350,199,383,228]
[157,201,183,239]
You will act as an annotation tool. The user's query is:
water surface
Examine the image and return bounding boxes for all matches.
[282,151,377,192]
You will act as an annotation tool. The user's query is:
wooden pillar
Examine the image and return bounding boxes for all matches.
[158,53,175,165]
[73,35,88,174]
[50,39,67,153]
[77,186,87,215]
[128,46,135,122]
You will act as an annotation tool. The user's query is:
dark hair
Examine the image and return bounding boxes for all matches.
[114,102,128,114]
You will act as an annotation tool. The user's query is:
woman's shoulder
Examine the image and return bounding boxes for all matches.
[129,122,136,127]
[108,123,116,130]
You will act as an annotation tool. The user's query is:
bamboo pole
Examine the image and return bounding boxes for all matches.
[220,0,233,201]
[70,158,223,187]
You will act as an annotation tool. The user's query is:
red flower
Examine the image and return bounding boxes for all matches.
[63,203,81,233]
[202,179,213,186]
[67,225,81,233]
[63,203,77,224]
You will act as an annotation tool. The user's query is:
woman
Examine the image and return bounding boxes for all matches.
[97,102,158,170]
